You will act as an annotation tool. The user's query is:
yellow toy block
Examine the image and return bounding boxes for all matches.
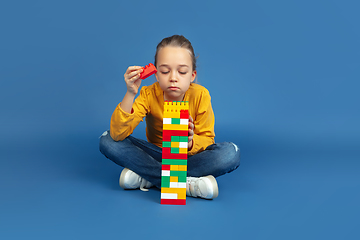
[178,165,187,171]
[177,189,186,199]
[163,124,188,131]
[170,176,178,182]
[161,187,186,196]
[163,111,181,119]
[171,142,180,148]
[163,102,189,119]
[179,148,187,154]
[170,165,179,171]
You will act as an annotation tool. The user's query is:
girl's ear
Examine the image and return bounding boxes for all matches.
[155,72,159,82]
[191,70,197,83]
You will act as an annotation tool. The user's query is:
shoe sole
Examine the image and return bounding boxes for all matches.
[205,175,219,199]
[119,168,130,189]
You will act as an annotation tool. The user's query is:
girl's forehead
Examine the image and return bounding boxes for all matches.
[157,46,192,64]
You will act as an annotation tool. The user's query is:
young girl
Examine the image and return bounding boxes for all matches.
[99,35,240,200]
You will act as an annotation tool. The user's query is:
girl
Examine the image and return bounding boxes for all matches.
[99,35,240,200]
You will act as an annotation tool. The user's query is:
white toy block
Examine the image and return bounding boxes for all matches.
[161,193,178,199]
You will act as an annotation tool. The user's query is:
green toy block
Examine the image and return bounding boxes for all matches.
[171,136,180,142]
[162,141,171,148]
[162,159,187,165]
[178,176,187,182]
[172,118,181,125]
[161,176,170,188]
[171,148,179,154]
[170,171,187,178]
[179,136,188,142]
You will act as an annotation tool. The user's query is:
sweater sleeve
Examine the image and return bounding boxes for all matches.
[109,87,150,141]
[188,88,215,155]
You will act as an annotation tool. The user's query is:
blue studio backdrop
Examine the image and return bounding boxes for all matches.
[1,0,359,239]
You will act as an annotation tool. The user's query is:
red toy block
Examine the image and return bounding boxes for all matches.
[162,148,187,159]
[180,109,189,119]
[140,63,157,79]
[163,130,188,137]
[161,199,186,205]
[162,134,171,142]
[162,165,171,170]
[162,129,188,141]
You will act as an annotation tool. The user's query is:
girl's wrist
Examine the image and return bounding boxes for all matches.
[125,90,136,99]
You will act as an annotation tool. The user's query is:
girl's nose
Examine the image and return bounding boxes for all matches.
[170,71,178,82]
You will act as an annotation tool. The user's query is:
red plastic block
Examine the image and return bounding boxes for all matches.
[162,129,188,141]
[180,109,189,119]
[140,63,157,79]
[162,165,171,170]
[163,130,188,137]
[161,199,186,205]
[162,148,187,159]
[162,134,171,142]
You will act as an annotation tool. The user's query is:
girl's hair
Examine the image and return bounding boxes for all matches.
[154,35,197,71]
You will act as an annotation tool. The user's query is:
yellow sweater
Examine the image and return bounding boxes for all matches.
[110,82,215,155]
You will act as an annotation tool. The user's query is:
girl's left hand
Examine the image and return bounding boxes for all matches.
[188,116,194,150]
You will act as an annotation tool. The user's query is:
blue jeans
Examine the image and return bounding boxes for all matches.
[99,131,240,188]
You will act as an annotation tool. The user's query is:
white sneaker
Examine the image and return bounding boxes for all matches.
[119,168,153,192]
[186,175,219,199]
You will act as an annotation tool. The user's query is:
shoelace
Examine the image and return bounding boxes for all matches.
[139,178,150,192]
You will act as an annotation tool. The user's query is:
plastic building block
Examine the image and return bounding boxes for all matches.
[180,109,189,119]
[163,124,188,131]
[161,199,186,205]
[163,130,188,137]
[162,159,187,165]
[170,176,178,182]
[178,165,187,171]
[171,136,180,142]
[180,119,189,125]
[161,101,189,205]
[161,193,178,199]
[162,141,171,148]
[162,165,171,170]
[162,149,187,157]
[170,165,179,171]
[171,142,180,148]
[163,118,172,124]
[179,142,188,149]
[161,170,170,176]
[179,148,187,154]
[140,63,157,79]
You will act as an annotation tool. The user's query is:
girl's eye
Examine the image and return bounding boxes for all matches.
[161,71,169,74]
[179,72,187,75]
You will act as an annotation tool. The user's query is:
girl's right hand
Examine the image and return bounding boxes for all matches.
[124,66,143,95]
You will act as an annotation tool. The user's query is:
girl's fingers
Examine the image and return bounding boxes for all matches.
[188,122,194,131]
[127,66,143,73]
[126,69,143,81]
[128,73,141,83]
[188,129,194,136]
[128,70,141,79]
[189,115,194,123]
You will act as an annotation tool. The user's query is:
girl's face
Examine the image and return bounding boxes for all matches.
[155,46,196,102]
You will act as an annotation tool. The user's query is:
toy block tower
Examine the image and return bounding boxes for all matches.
[161,101,189,205]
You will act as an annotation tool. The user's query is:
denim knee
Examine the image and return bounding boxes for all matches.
[99,131,110,156]
[99,130,125,157]
[208,142,241,170]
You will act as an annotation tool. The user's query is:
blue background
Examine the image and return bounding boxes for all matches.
[1,0,359,239]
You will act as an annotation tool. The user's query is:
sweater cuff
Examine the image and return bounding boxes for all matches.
[116,103,135,123]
